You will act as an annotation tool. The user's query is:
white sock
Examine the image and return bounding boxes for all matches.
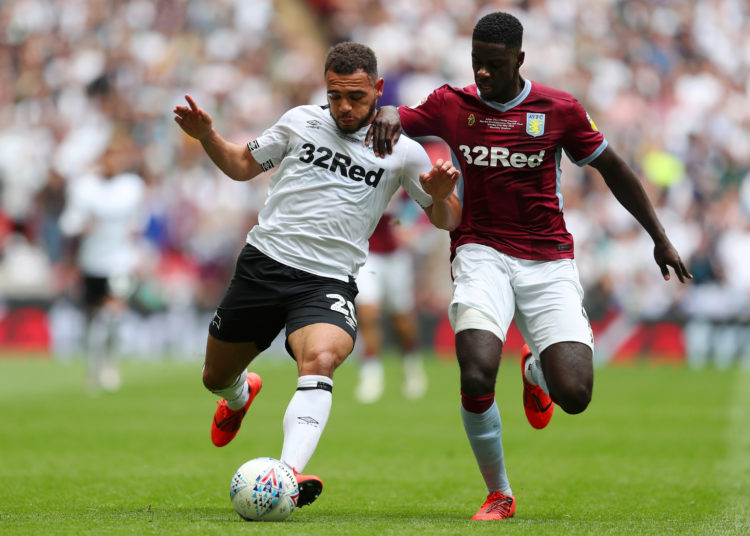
[360,357,383,377]
[210,371,249,410]
[524,353,550,396]
[402,352,422,369]
[402,352,427,399]
[461,401,511,495]
[86,310,116,383]
[85,313,108,374]
[280,375,333,473]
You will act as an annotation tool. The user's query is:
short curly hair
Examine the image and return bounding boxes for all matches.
[324,42,378,81]
[472,12,524,49]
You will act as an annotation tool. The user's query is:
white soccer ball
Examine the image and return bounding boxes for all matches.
[230,457,299,521]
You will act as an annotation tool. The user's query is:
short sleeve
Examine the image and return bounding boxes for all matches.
[561,99,607,167]
[59,176,95,236]
[398,85,449,138]
[247,109,296,172]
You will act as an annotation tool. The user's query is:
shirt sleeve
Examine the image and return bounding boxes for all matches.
[398,85,449,138]
[398,142,434,209]
[58,177,94,236]
[246,109,296,172]
[561,99,608,167]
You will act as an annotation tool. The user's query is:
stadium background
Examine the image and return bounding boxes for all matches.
[0,0,748,368]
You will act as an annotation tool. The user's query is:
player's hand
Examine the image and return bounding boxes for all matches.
[173,94,213,141]
[364,106,402,158]
[653,239,693,283]
[420,159,460,201]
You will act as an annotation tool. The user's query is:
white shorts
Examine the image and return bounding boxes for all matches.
[356,250,415,314]
[448,243,593,355]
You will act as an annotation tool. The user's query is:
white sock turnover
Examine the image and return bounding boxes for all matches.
[211,371,249,411]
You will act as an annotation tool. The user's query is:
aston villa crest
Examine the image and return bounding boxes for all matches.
[526,113,545,137]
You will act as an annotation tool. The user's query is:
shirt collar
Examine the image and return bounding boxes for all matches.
[477,79,532,112]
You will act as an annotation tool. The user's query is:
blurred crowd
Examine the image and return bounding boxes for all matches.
[1,0,748,364]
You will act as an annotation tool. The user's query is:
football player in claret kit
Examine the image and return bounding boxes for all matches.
[173,42,461,510]
[367,11,692,520]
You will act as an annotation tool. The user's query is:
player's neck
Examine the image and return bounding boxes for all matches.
[488,76,525,105]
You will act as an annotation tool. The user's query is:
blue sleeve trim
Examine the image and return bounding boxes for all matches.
[571,139,608,167]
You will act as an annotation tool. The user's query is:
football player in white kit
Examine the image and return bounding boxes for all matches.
[173,42,462,509]
[59,139,146,393]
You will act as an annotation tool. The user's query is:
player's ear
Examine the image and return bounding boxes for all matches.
[375,77,384,99]
[516,51,525,69]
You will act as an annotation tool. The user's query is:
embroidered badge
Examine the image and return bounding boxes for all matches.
[526,113,545,137]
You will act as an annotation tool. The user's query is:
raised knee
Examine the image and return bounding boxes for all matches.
[556,384,592,414]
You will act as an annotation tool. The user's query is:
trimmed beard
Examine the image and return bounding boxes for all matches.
[332,100,377,133]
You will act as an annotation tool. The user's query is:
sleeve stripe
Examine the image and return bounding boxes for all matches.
[570,139,608,167]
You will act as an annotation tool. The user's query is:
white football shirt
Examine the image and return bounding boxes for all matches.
[59,172,145,277]
[247,105,434,282]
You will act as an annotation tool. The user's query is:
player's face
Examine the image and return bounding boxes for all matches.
[471,40,525,103]
[325,69,384,133]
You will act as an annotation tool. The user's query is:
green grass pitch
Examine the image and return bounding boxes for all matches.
[1,353,748,535]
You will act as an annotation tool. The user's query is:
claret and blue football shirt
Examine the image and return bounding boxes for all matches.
[399,79,607,261]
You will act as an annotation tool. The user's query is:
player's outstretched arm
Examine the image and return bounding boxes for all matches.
[173,94,263,181]
[590,146,693,283]
[364,106,402,158]
[421,159,462,231]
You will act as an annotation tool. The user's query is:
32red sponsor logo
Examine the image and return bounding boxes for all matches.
[458,145,545,168]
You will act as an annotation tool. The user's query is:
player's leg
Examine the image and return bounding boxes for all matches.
[354,253,385,403]
[540,341,593,414]
[385,249,426,399]
[455,324,516,520]
[204,329,265,448]
[514,258,594,415]
[354,302,385,403]
[282,323,355,471]
[97,288,131,392]
[81,275,109,392]
[203,334,260,403]
[283,322,354,506]
[204,244,286,446]
[279,276,358,507]
[449,244,517,520]
[391,310,426,398]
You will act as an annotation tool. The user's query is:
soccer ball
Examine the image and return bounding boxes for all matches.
[230,457,299,521]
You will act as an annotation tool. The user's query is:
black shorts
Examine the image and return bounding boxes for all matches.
[82,276,109,307]
[81,274,134,307]
[208,244,359,354]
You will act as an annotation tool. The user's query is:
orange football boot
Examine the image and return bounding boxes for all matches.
[294,470,323,507]
[211,372,262,447]
[521,343,554,429]
[471,490,516,520]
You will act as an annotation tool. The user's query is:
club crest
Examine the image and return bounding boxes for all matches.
[468,113,476,127]
[526,113,545,137]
